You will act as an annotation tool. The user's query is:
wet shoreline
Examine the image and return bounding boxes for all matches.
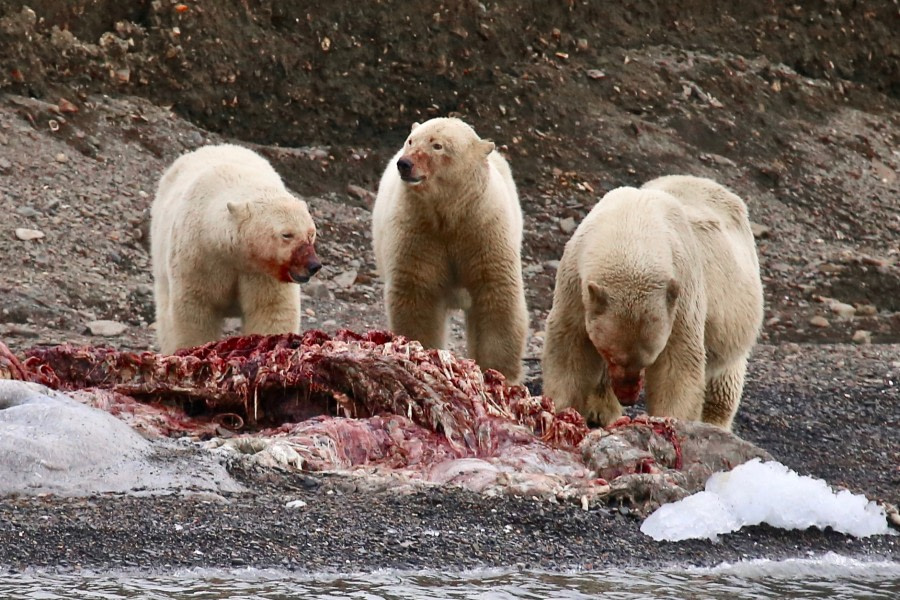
[0,474,896,575]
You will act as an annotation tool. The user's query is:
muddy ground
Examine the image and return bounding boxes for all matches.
[0,0,898,572]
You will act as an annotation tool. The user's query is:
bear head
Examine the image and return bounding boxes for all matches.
[227,194,321,284]
[582,274,680,405]
[395,117,495,192]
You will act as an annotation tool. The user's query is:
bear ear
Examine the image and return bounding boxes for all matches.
[666,278,680,308]
[479,140,495,155]
[410,122,421,132]
[227,201,251,220]
[587,281,608,314]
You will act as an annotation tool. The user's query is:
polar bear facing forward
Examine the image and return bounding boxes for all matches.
[541,175,763,429]
[151,144,321,354]
[372,117,528,383]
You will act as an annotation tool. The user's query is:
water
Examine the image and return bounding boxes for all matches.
[2,554,898,599]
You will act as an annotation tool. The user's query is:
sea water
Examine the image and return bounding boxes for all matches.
[2,553,898,599]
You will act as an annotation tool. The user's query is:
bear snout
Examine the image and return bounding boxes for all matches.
[610,373,644,406]
[285,244,322,284]
[397,156,425,184]
[397,156,413,176]
[606,360,645,406]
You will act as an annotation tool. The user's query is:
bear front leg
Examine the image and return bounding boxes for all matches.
[701,356,748,430]
[465,284,528,384]
[238,277,301,336]
[583,382,625,427]
[541,318,621,425]
[385,277,449,349]
[643,331,706,422]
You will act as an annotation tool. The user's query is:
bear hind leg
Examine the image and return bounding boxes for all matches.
[701,356,748,430]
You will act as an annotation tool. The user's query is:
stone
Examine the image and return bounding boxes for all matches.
[332,269,358,288]
[828,301,856,320]
[303,280,333,300]
[852,330,872,345]
[15,206,39,218]
[86,320,128,336]
[855,304,878,317]
[808,316,829,328]
[559,217,577,235]
[15,228,44,241]
[54,153,68,163]
[346,183,375,206]
[818,263,844,274]
[750,222,770,239]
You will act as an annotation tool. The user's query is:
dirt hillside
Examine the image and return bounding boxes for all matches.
[0,1,898,569]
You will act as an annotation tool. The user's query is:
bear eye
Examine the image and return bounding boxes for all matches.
[407,139,412,146]
[281,232,295,240]
[432,143,443,150]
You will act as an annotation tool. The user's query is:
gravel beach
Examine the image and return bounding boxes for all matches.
[0,0,898,574]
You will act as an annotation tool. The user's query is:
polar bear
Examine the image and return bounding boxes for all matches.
[151,144,321,354]
[541,175,763,429]
[372,117,528,383]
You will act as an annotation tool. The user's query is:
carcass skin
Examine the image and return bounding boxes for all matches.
[0,331,771,512]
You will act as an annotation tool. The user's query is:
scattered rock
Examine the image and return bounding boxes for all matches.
[86,320,128,337]
[303,280,333,300]
[817,263,844,274]
[860,255,889,268]
[346,183,376,208]
[750,222,770,239]
[15,206,39,218]
[0,157,11,173]
[871,159,895,183]
[855,304,878,317]
[852,330,872,345]
[700,153,737,167]
[14,228,44,241]
[54,153,68,163]
[808,316,829,328]
[586,69,606,80]
[559,217,577,235]
[57,98,79,114]
[770,262,791,273]
[332,269,358,288]
[828,301,856,320]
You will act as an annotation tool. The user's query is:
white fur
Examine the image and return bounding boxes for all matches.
[372,118,528,382]
[542,175,763,429]
[151,144,317,354]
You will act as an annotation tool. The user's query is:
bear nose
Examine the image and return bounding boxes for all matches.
[307,260,322,276]
[397,157,413,176]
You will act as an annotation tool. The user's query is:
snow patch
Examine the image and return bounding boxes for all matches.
[641,459,894,541]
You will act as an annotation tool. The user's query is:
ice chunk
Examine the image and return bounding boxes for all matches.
[641,458,894,541]
[639,490,742,542]
[0,380,243,496]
